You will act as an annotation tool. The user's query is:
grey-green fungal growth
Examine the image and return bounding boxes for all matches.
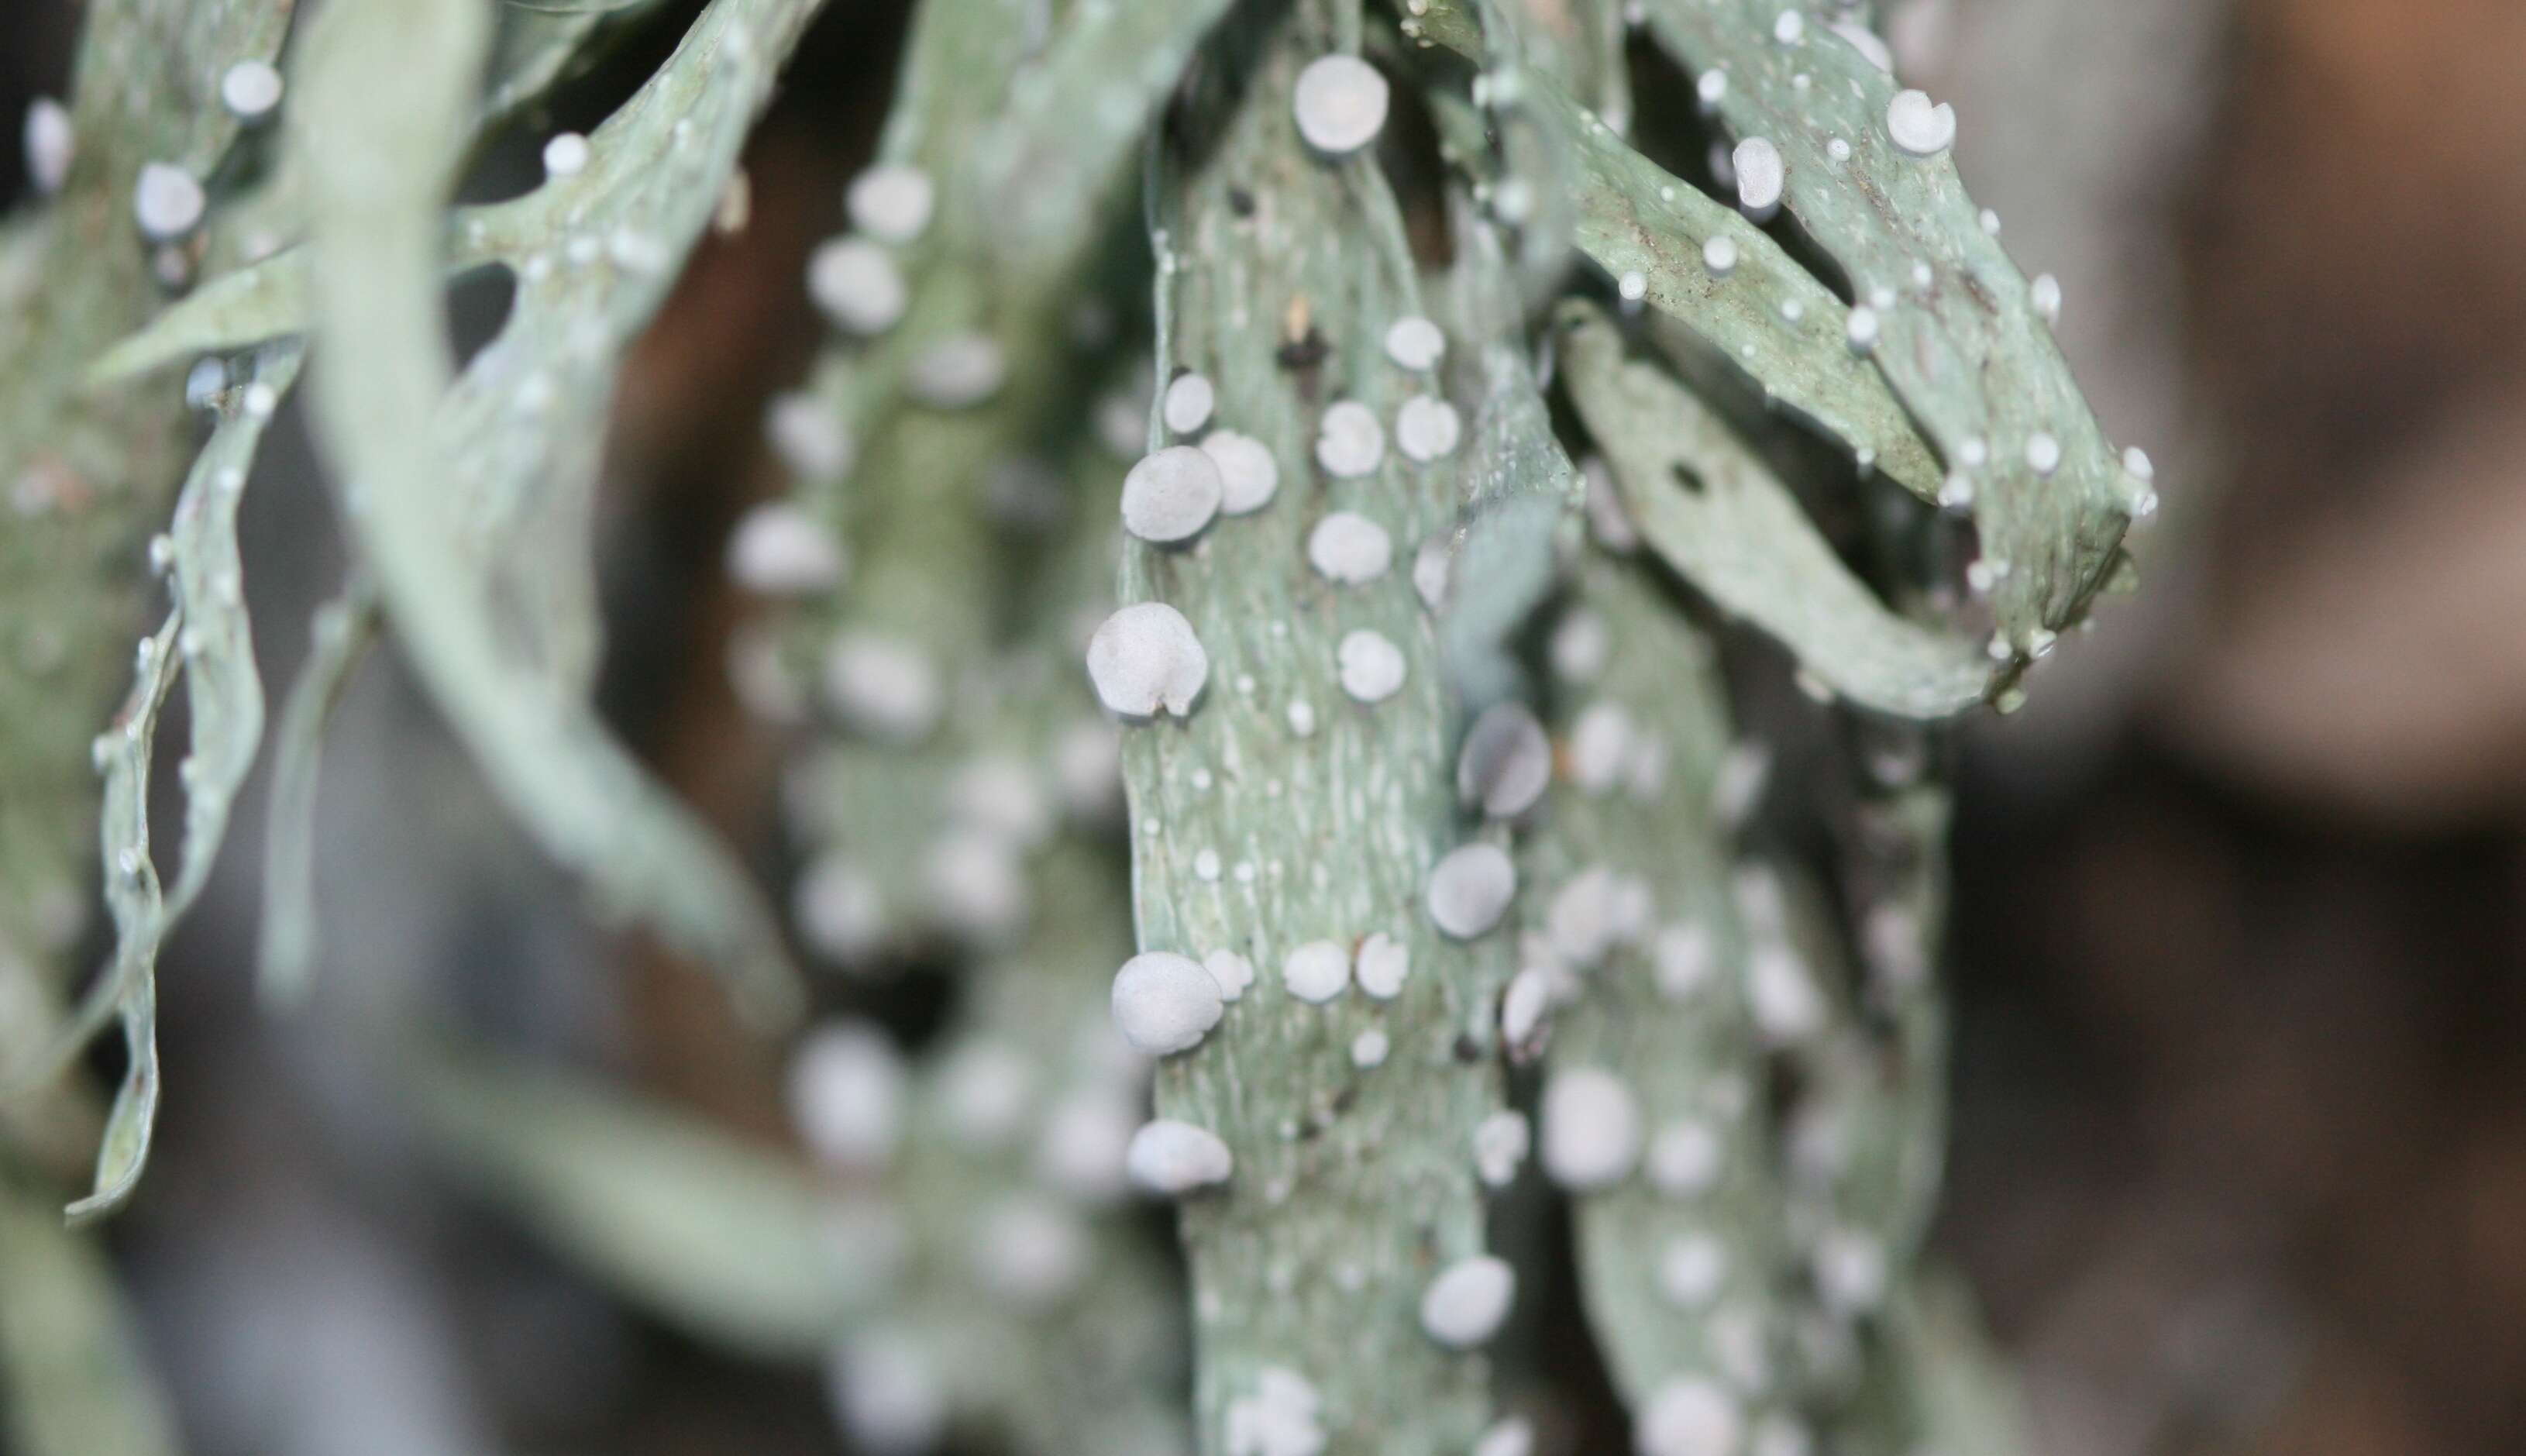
[2,0,2138,1450]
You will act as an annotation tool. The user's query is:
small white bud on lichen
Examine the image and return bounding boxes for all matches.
[1427,843,1515,938]
[788,1021,903,1170]
[1337,628,1406,704]
[2026,430,2063,476]
[1702,235,1739,277]
[1315,400,1385,477]
[1733,137,1784,211]
[132,162,204,240]
[1354,932,1409,999]
[1772,9,1805,43]
[1551,608,1610,681]
[1457,702,1551,819]
[220,60,284,122]
[1541,1066,1641,1190]
[969,1196,1087,1307]
[1224,1367,1325,1456]
[1476,1417,1536,1456]
[1086,602,1208,718]
[808,237,908,334]
[1293,53,1389,156]
[1200,430,1280,515]
[765,391,855,480]
[1829,19,1894,71]
[1394,395,1461,462]
[1500,967,1553,1053]
[845,163,934,243]
[1569,701,1635,794]
[1307,511,1392,583]
[542,132,590,179]
[824,631,941,742]
[905,331,1004,408]
[1420,1255,1516,1349]
[1886,89,1957,156]
[1127,1119,1232,1196]
[1203,948,1256,1002]
[1349,1028,1389,1068]
[2031,271,2063,325]
[1653,922,1715,1000]
[794,853,884,964]
[1162,372,1216,434]
[1121,445,1224,544]
[1475,1110,1531,1187]
[828,1332,946,1456]
[1748,943,1825,1042]
[1384,315,1446,370]
[1660,1233,1727,1308]
[1038,1091,1137,1203]
[23,98,71,194]
[1846,305,1881,353]
[1647,1120,1724,1196]
[727,502,844,594]
[1638,1378,1742,1456]
[1111,952,1225,1055]
[1282,940,1351,1003]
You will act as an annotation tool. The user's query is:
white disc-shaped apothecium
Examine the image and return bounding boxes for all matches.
[1384,315,1446,370]
[846,163,934,243]
[1887,89,1957,156]
[221,60,284,121]
[1200,431,1279,515]
[808,236,908,334]
[1293,53,1389,156]
[1420,1255,1516,1349]
[726,501,845,594]
[1426,842,1516,938]
[23,98,71,195]
[1457,701,1550,818]
[132,162,204,240]
[542,131,590,179]
[1500,968,1553,1052]
[1282,940,1351,1003]
[788,1021,905,1171]
[765,392,855,481]
[1316,399,1385,477]
[824,630,942,742]
[1337,628,1407,704]
[1125,1119,1233,1195]
[1733,136,1784,211]
[1120,445,1224,544]
[1307,511,1392,584]
[1086,602,1208,718]
[1161,372,1216,435]
[1110,952,1225,1055]
[1395,395,1462,463]
[1540,1065,1642,1190]
[1638,1378,1743,1456]
[1354,932,1409,1000]
[1203,948,1256,1002]
[1474,1110,1530,1188]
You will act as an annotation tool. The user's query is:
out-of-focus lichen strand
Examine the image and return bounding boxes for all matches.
[57,344,301,1225]
[1636,0,2146,654]
[1402,0,1946,506]
[292,0,824,1027]
[1117,5,1522,1449]
[1560,301,1992,718]
[1524,559,1797,1437]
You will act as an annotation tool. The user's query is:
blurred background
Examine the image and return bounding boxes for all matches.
[7,0,2526,1451]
